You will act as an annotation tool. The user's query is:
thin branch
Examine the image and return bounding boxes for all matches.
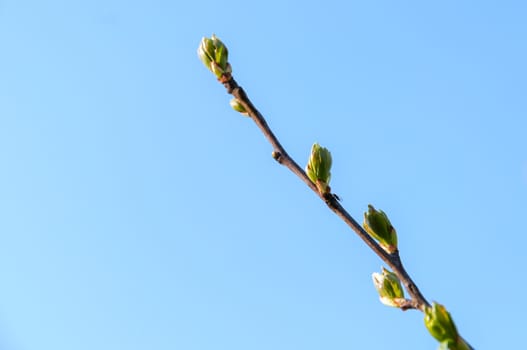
[224,77,429,311]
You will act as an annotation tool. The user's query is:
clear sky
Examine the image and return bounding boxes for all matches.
[0,1,526,349]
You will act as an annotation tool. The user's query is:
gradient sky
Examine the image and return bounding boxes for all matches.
[1,1,526,349]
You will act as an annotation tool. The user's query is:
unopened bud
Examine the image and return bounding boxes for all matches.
[197,34,231,80]
[305,143,332,194]
[230,98,249,116]
[424,302,467,349]
[372,267,405,308]
[363,204,398,253]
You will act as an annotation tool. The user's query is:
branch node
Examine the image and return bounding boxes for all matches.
[272,151,283,163]
[323,191,337,205]
[399,299,420,311]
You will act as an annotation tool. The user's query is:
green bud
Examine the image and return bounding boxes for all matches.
[424,303,459,345]
[197,34,230,80]
[305,143,332,194]
[230,98,249,116]
[363,204,398,253]
[372,267,405,308]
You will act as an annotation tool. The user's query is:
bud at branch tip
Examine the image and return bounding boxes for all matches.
[197,34,231,81]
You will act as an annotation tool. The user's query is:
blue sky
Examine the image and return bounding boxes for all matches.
[1,1,526,349]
